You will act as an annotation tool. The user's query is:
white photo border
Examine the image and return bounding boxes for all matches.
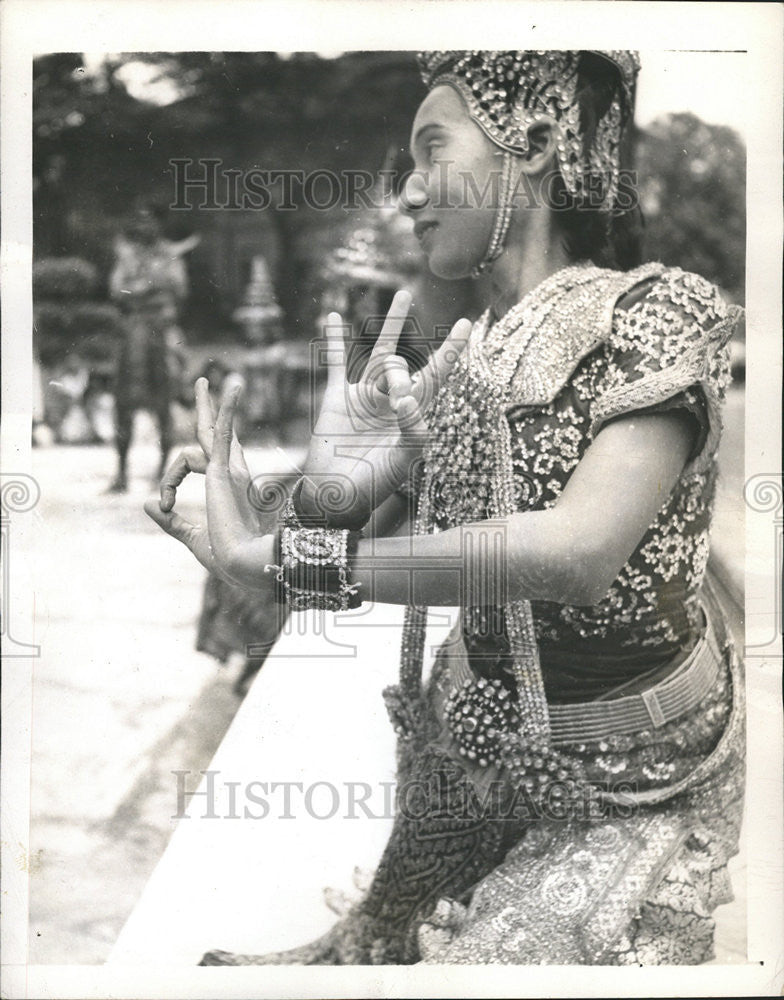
[2,1,781,997]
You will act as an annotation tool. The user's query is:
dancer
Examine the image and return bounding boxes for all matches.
[148,51,744,965]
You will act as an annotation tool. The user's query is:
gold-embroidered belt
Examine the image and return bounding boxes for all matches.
[445,607,722,747]
[547,616,721,744]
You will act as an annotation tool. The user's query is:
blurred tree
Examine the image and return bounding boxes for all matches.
[34,57,746,335]
[34,53,172,264]
[33,51,425,334]
[636,112,746,302]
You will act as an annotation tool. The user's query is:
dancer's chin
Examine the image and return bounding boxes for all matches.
[425,249,476,282]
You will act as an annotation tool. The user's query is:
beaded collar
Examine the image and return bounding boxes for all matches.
[478,260,665,407]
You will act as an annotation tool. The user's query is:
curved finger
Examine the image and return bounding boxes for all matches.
[212,382,242,468]
[219,374,251,479]
[383,354,413,412]
[144,497,215,572]
[322,312,349,388]
[395,393,429,446]
[207,384,258,556]
[195,376,217,458]
[416,317,472,398]
[363,289,412,383]
[159,445,207,512]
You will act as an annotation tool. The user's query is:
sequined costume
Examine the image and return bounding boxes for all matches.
[202,262,745,966]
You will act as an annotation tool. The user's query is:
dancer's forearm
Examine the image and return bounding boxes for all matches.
[352,508,609,607]
[351,411,696,608]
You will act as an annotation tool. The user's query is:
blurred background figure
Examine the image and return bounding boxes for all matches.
[84,366,118,444]
[46,351,93,443]
[107,201,198,492]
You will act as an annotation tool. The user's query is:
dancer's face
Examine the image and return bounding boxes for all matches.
[403,85,504,280]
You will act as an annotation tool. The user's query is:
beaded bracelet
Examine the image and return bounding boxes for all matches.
[286,476,368,533]
[280,478,326,529]
[265,525,362,612]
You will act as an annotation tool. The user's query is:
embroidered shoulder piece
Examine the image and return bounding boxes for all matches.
[590,267,743,474]
[505,262,665,408]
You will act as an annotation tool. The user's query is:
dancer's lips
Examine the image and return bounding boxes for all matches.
[413,221,438,245]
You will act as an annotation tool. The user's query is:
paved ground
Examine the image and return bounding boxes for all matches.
[27,418,303,964]
[25,387,746,965]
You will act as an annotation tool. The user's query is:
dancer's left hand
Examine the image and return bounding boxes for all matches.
[299,292,470,528]
[144,379,273,589]
[156,377,254,522]
[201,382,274,588]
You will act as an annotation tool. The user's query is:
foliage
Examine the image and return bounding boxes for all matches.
[636,113,746,302]
[33,256,99,299]
[34,300,122,369]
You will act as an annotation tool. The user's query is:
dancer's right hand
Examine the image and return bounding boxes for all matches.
[145,380,276,590]
[299,290,470,529]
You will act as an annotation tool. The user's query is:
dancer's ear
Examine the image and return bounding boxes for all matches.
[519,118,560,176]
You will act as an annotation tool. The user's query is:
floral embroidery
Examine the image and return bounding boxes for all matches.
[495,266,738,671]
[419,263,740,686]
[531,405,586,477]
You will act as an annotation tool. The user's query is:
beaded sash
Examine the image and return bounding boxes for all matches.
[392,262,667,756]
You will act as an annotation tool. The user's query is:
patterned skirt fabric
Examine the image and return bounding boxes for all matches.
[201,598,744,967]
[400,613,743,966]
[417,640,744,965]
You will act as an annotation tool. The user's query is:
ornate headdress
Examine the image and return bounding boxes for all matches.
[417,50,640,273]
